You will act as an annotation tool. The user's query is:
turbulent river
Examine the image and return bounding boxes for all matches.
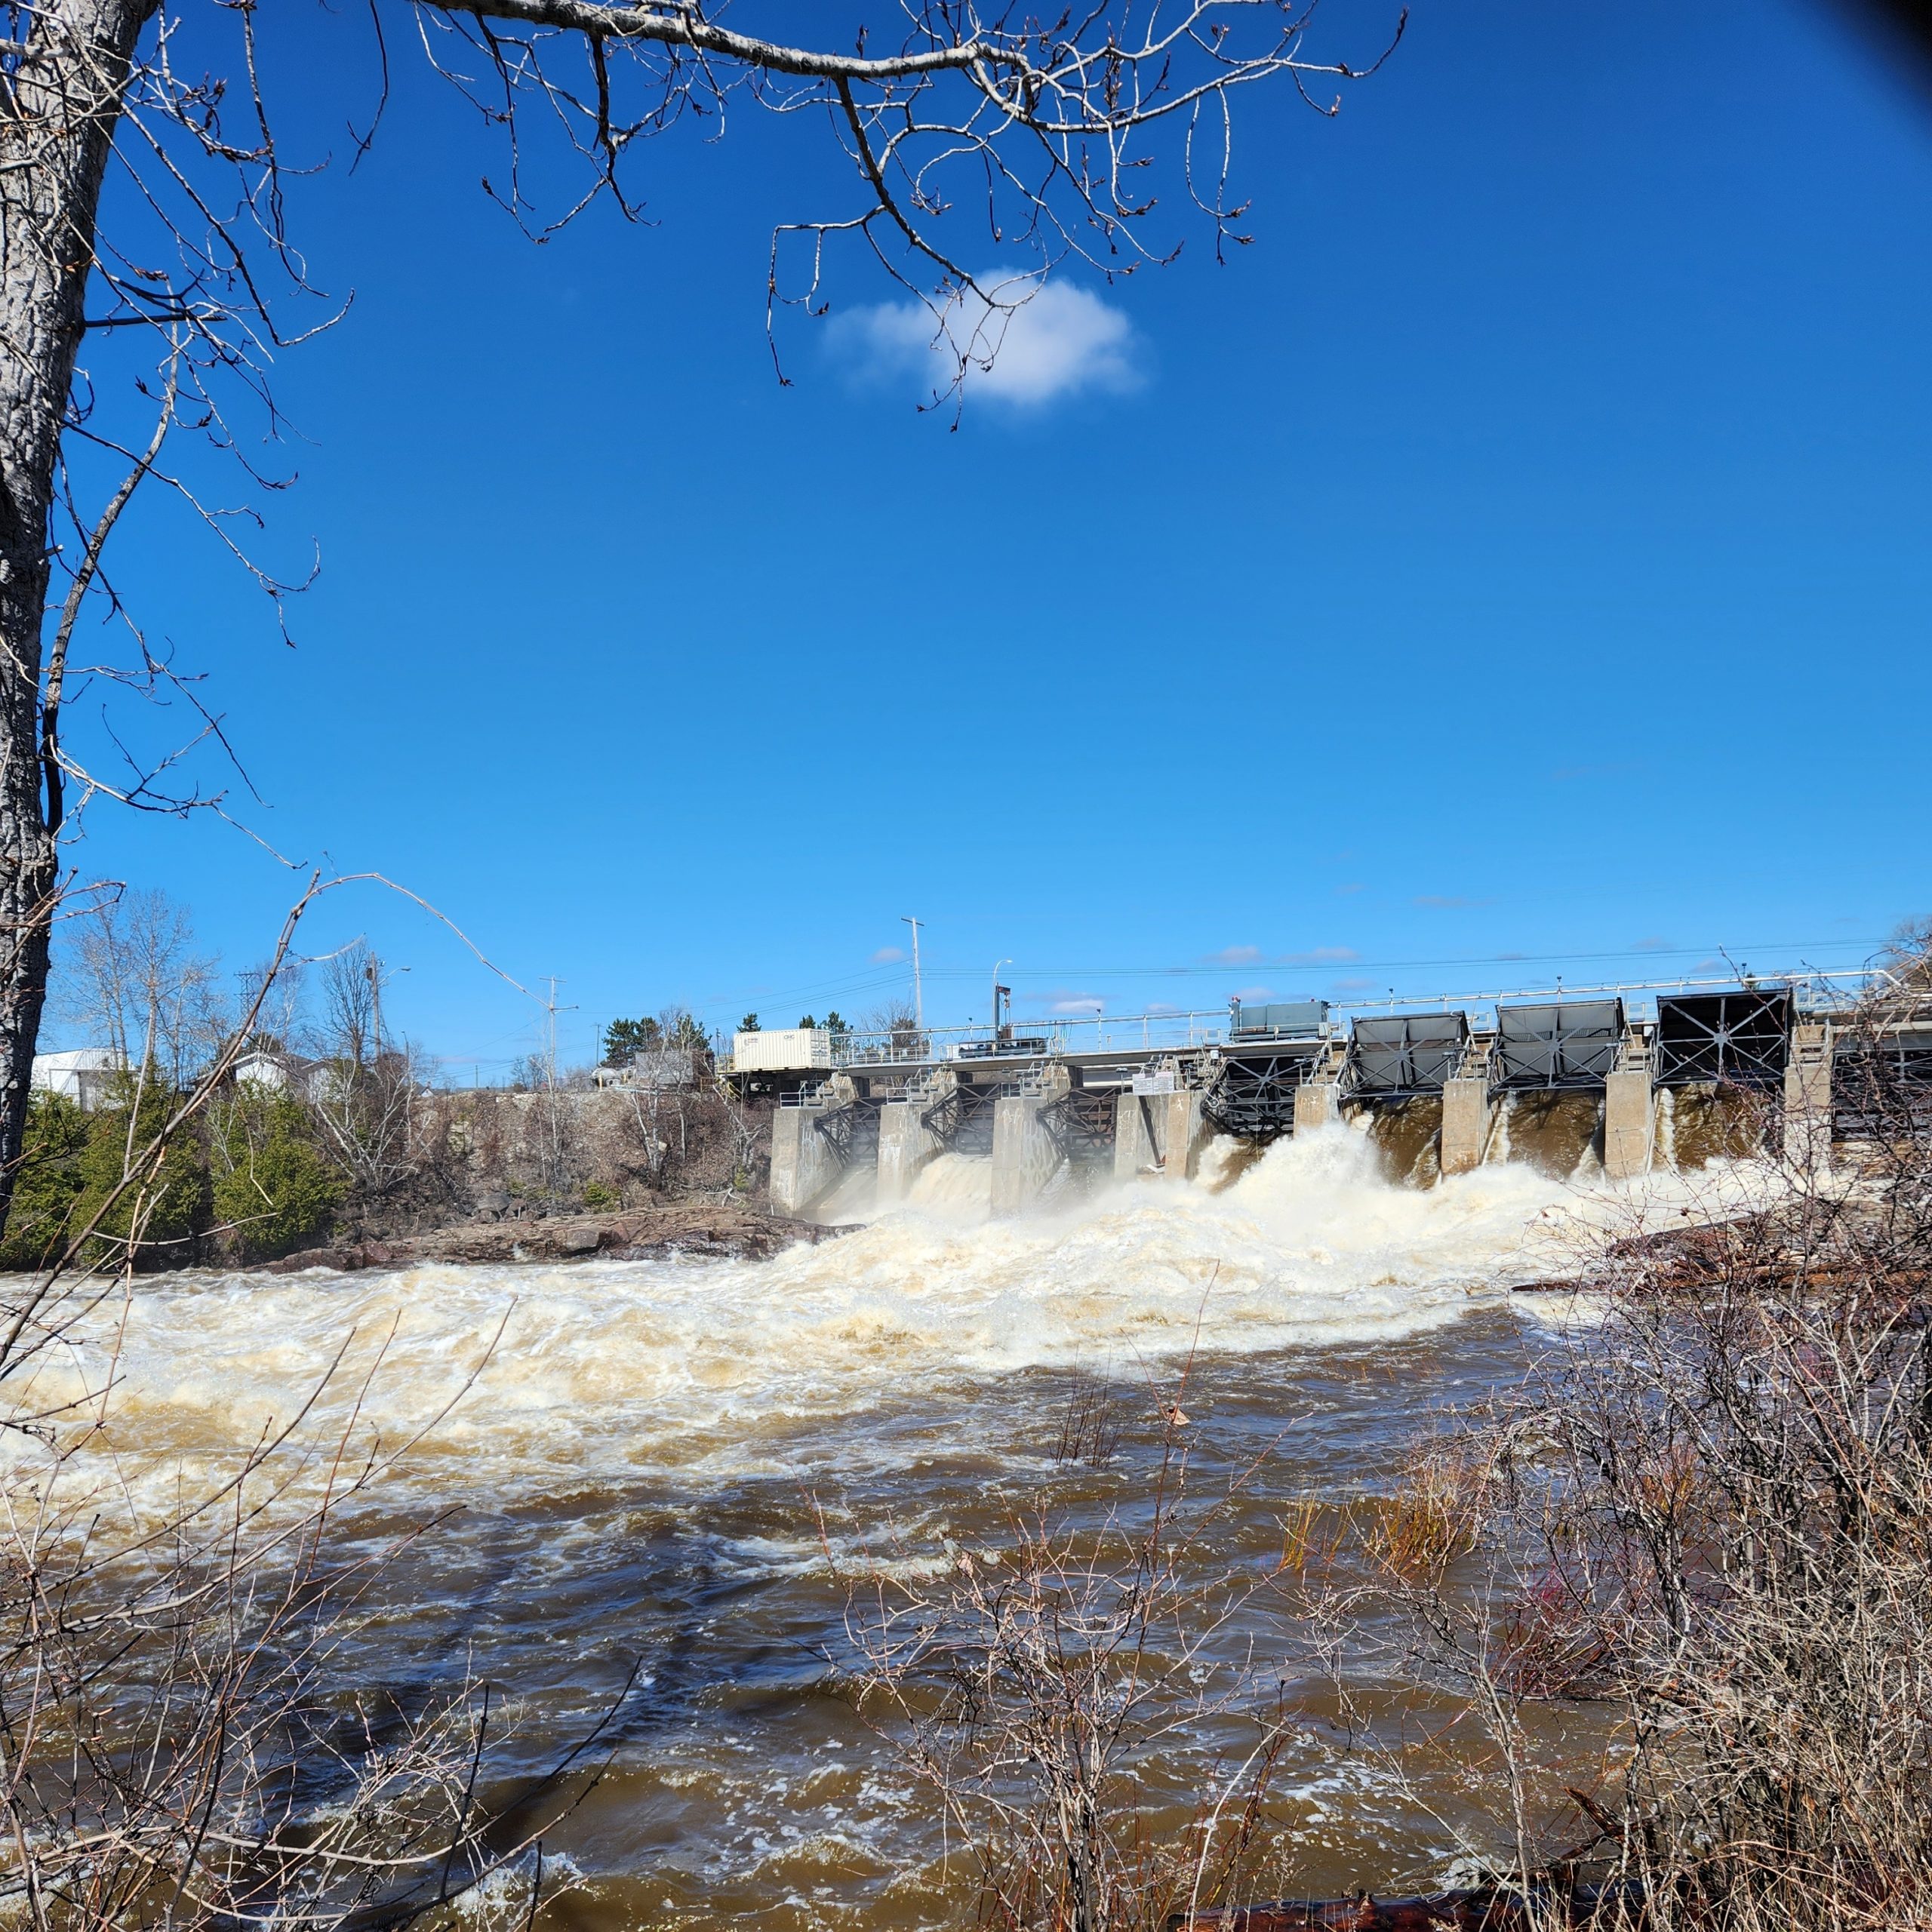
[42,1120,1767,1930]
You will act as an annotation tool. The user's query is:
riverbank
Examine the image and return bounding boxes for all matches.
[263,1195,842,1272]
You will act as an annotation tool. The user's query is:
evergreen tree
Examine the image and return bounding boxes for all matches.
[0,1092,89,1269]
[666,1011,709,1053]
[70,1076,209,1268]
[601,1016,662,1065]
[213,1091,345,1260]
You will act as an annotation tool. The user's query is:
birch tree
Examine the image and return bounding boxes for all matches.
[0,0,1399,1220]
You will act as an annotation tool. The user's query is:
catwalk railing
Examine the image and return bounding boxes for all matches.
[790,969,1882,1075]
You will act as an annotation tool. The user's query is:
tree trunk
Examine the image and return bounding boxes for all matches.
[0,0,152,1220]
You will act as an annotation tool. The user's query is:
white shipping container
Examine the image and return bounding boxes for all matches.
[731,1028,833,1073]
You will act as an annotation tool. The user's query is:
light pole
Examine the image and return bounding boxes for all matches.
[992,958,1012,1046]
[901,915,924,1030]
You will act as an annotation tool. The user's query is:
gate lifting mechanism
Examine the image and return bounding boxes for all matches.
[1345,1013,1468,1101]
[1491,1000,1625,1092]
[1651,988,1792,1088]
[1832,1032,1932,1139]
[921,1081,1003,1155]
[1038,1088,1118,1165]
[1202,1048,1323,1143]
[812,1095,886,1168]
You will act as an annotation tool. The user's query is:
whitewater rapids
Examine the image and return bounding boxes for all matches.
[43,1124,1759,1508]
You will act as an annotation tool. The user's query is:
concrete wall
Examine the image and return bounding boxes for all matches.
[992,1093,1062,1216]
[1113,1085,1208,1180]
[1603,1069,1655,1180]
[1784,1023,1833,1169]
[1160,1088,1208,1180]
[1294,1079,1343,1135]
[877,1077,951,1204]
[1114,1090,1161,1179]
[769,1096,841,1216]
[1441,1075,1493,1177]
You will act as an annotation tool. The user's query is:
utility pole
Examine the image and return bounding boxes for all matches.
[539,976,577,1198]
[901,915,924,1030]
[541,976,575,1089]
[367,955,381,1069]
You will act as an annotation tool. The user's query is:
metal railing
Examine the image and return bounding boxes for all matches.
[740,971,1886,1079]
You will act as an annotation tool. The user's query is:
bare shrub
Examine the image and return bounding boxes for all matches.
[835,1397,1294,1932]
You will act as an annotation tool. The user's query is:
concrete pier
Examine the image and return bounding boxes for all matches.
[876,1074,951,1203]
[992,1089,1063,1216]
[1161,1088,1208,1180]
[770,1091,842,1215]
[1440,1075,1493,1177]
[1114,1090,1161,1178]
[1113,1084,1208,1180]
[1784,1023,1833,1169]
[1603,1067,1655,1180]
[1294,1078,1343,1135]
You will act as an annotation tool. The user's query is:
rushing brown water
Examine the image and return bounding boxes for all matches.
[42,1124,1769,1930]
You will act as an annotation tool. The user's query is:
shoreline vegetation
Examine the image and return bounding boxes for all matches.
[1,1073,797,1274]
[8,892,844,1275]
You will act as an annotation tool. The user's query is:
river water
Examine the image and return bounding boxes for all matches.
[43,1121,1765,1930]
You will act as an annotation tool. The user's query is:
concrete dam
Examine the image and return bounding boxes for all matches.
[738,980,1921,1219]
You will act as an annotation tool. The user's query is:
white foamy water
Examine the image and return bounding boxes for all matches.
[19,1128,1764,1506]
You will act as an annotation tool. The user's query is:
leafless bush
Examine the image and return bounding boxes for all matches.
[1054,1380,1124,1469]
[835,1392,1294,1932]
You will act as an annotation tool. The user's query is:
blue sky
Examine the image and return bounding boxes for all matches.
[57,0,1932,1072]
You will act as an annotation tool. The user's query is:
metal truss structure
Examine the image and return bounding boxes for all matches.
[1832,1032,1932,1140]
[1345,1012,1468,1100]
[1203,1048,1321,1143]
[921,1081,1003,1156]
[813,1096,886,1168]
[1038,1088,1118,1166]
[1492,999,1625,1091]
[1652,989,1792,1088]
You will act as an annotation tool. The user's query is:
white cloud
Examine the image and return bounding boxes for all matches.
[1281,946,1359,966]
[870,946,906,964]
[1023,987,1107,1016]
[1233,984,1275,1002]
[835,270,1140,407]
[1204,945,1263,967]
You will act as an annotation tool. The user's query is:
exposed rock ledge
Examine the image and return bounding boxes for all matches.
[261,1200,847,1274]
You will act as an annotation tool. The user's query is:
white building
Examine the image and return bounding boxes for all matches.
[31,1048,124,1112]
[230,1050,343,1102]
[594,1048,698,1091]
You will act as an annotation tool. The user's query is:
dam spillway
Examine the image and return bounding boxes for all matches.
[731,977,1924,1218]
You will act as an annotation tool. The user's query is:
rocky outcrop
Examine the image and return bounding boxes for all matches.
[261,1198,844,1274]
